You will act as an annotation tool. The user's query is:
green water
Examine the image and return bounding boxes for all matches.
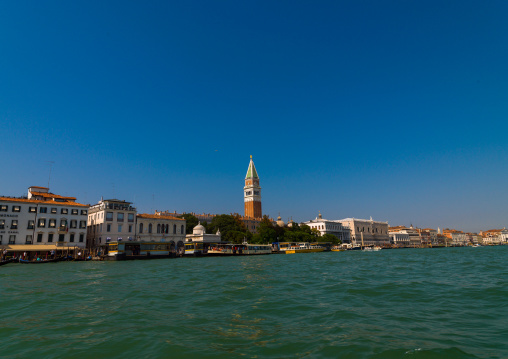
[1,246,506,358]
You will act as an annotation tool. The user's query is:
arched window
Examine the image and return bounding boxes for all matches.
[173,224,176,234]
[157,224,161,234]
[149,223,152,234]
[181,225,184,234]
[165,224,169,234]
[139,223,143,233]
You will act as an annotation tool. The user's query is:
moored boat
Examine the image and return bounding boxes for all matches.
[281,243,325,254]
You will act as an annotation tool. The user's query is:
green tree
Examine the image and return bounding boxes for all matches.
[256,215,277,244]
[321,233,341,244]
[207,214,250,243]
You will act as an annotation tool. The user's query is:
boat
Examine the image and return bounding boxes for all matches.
[206,243,272,256]
[18,258,61,264]
[105,241,177,260]
[363,245,382,252]
[331,245,345,252]
[281,243,325,254]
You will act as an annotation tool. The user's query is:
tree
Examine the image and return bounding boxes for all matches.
[321,233,341,244]
[256,215,277,244]
[207,214,250,243]
[179,213,199,234]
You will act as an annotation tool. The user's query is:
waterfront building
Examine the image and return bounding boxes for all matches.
[420,228,437,246]
[302,212,351,243]
[480,229,508,245]
[466,233,482,245]
[337,218,390,246]
[0,186,88,251]
[136,213,186,248]
[389,231,410,247]
[244,155,262,219]
[87,198,137,246]
[185,223,221,243]
[87,199,186,249]
[388,226,421,247]
[156,210,216,224]
[443,229,468,246]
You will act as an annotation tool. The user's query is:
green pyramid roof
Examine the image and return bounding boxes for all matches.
[245,157,259,179]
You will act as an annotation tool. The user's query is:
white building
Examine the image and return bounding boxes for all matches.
[87,198,186,250]
[389,226,422,247]
[186,223,221,243]
[137,213,186,249]
[389,232,410,247]
[0,186,88,250]
[302,213,351,243]
[87,199,137,246]
[337,218,390,246]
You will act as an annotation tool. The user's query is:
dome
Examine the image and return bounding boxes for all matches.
[193,222,206,235]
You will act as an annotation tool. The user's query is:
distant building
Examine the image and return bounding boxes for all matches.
[186,223,221,243]
[337,218,390,246]
[136,213,186,246]
[0,186,88,251]
[302,212,351,243]
[480,228,508,245]
[443,229,467,246]
[244,155,262,219]
[389,225,421,247]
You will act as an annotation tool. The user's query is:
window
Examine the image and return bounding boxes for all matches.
[10,220,18,230]
[106,212,113,221]
[9,235,16,244]
[118,225,122,232]
[139,223,143,233]
[173,224,176,234]
[0,220,4,229]
[70,234,75,242]
[81,209,87,215]
[0,205,8,212]
[27,220,35,229]
[49,219,56,228]
[254,191,260,195]
[79,234,84,242]
[157,224,161,233]
[61,208,68,214]
[13,206,20,212]
[38,219,46,228]
[148,223,152,233]
[51,208,57,214]
[26,235,33,244]
[60,220,68,231]
[48,233,53,242]
[58,234,65,242]
[29,206,37,213]
[128,213,134,222]
[79,221,86,229]
[40,207,47,213]
[100,223,102,232]
[117,213,124,222]
[37,233,43,242]
[0,235,2,244]
[107,224,111,232]
[71,209,78,215]
[128,225,132,233]
[70,220,77,228]
[181,225,184,234]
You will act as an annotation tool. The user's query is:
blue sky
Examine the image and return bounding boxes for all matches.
[1,1,507,232]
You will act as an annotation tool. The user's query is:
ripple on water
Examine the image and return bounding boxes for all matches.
[0,247,507,358]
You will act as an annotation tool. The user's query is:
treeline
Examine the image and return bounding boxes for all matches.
[179,214,341,244]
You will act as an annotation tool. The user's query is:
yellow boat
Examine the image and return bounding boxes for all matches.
[282,243,325,254]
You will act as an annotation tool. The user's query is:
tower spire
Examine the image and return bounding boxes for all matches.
[244,155,262,219]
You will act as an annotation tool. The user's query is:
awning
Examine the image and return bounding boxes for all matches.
[0,245,82,252]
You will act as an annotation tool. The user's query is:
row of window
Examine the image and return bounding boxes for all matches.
[0,205,87,215]
[104,212,135,222]
[356,226,385,234]
[0,233,84,244]
[139,223,184,234]
[0,219,86,229]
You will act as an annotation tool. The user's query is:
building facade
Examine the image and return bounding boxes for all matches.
[302,213,351,243]
[0,186,88,249]
[244,156,262,219]
[136,213,186,247]
[338,218,390,246]
[87,199,137,246]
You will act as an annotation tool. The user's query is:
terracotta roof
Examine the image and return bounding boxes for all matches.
[30,191,77,200]
[29,186,49,189]
[137,214,184,221]
[0,196,88,207]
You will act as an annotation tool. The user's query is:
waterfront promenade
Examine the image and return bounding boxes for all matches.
[0,246,506,358]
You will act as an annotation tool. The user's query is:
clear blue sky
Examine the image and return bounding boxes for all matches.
[1,1,507,232]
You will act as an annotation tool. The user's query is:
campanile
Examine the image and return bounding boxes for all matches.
[244,155,262,219]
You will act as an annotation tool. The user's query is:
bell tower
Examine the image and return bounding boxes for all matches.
[244,155,262,219]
